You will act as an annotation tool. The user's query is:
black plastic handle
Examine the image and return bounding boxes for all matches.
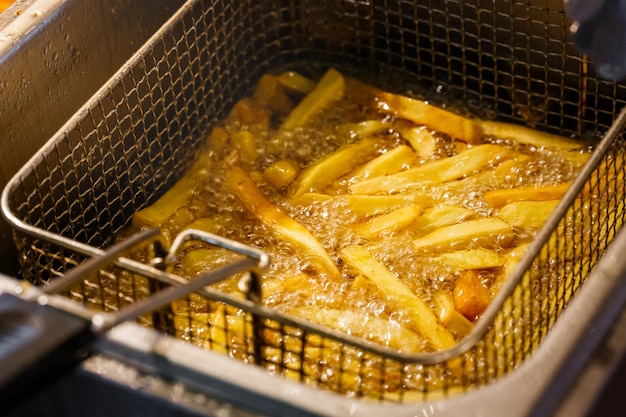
[0,293,94,410]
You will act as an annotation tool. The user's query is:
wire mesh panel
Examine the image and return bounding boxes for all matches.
[4,0,626,403]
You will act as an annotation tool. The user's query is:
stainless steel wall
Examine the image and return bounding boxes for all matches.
[0,0,185,276]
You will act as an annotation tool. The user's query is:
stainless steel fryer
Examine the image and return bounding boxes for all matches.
[2,0,626,415]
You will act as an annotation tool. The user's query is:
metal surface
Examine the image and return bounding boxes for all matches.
[0,229,270,413]
[0,0,185,276]
[2,0,626,414]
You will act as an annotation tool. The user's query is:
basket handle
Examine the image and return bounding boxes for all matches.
[0,228,270,411]
[0,229,159,411]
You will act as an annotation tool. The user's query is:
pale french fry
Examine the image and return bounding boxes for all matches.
[498,199,560,229]
[291,138,380,198]
[346,77,482,144]
[276,71,316,95]
[295,192,428,219]
[453,270,490,319]
[340,245,457,350]
[412,218,514,252]
[350,144,510,195]
[338,120,392,139]
[181,248,228,277]
[132,129,226,229]
[479,120,584,151]
[396,123,439,158]
[262,273,334,307]
[411,205,476,235]
[292,306,426,352]
[484,182,571,208]
[495,243,531,295]
[280,67,345,131]
[434,248,506,270]
[252,74,295,115]
[353,205,421,239]
[345,144,417,182]
[225,166,342,281]
[432,291,474,338]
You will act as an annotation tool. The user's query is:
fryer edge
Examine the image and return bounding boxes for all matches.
[27,222,621,417]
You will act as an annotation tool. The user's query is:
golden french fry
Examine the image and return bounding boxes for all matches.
[131,129,227,229]
[484,183,571,208]
[252,74,294,115]
[280,67,345,131]
[479,120,584,151]
[276,71,316,95]
[292,306,425,352]
[395,123,439,158]
[350,144,510,195]
[434,248,506,270]
[340,245,456,350]
[338,120,392,139]
[263,160,299,189]
[231,130,258,164]
[295,192,428,219]
[225,166,341,282]
[262,273,333,306]
[345,144,417,182]
[453,270,490,319]
[411,205,476,235]
[498,200,560,229]
[291,138,380,198]
[346,77,482,144]
[353,205,421,239]
[226,98,271,129]
[412,217,514,252]
[432,291,474,338]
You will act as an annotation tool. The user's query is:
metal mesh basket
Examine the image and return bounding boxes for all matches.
[3,0,626,402]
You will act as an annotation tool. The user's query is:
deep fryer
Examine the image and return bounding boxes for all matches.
[2,0,626,415]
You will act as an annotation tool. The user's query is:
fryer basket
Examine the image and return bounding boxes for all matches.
[3,0,626,403]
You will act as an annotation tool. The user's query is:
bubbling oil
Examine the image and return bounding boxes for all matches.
[119,70,593,397]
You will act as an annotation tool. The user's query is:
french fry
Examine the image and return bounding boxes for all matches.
[484,182,571,208]
[338,120,392,139]
[131,129,226,229]
[226,98,271,129]
[479,120,584,151]
[345,144,417,182]
[346,77,482,144]
[340,245,457,350]
[498,200,560,229]
[411,205,476,235]
[291,138,380,198]
[432,291,474,338]
[395,123,439,158]
[353,205,421,239]
[263,160,299,189]
[252,74,294,115]
[181,247,237,277]
[412,217,514,252]
[231,130,258,164]
[262,273,332,306]
[225,166,342,282]
[295,192,428,219]
[276,71,316,95]
[280,67,345,131]
[434,248,506,270]
[453,270,490,319]
[292,306,426,352]
[350,144,510,195]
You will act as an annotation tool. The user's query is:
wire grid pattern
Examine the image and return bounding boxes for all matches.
[4,0,626,401]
